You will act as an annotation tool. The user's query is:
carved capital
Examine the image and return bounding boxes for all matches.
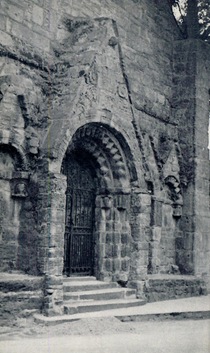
[101,196,113,209]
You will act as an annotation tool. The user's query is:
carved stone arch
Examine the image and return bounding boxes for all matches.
[65,123,134,191]
[0,143,27,171]
[60,122,137,280]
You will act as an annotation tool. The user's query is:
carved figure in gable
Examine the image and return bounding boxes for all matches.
[164,175,183,218]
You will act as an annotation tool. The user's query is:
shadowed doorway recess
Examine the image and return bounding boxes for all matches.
[62,153,96,276]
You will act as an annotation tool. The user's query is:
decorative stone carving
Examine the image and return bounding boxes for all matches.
[165,175,181,200]
[114,194,129,210]
[70,124,130,190]
[101,196,113,209]
[172,196,183,218]
[117,84,127,99]
[164,175,183,218]
[11,172,29,198]
[172,203,182,218]
[86,60,98,86]
[12,181,28,197]
[108,36,118,47]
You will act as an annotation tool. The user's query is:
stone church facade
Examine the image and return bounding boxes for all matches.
[0,0,209,316]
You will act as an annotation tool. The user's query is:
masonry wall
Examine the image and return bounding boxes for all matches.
[0,150,20,272]
[0,0,178,119]
[173,39,210,285]
[194,42,210,288]
[0,0,209,293]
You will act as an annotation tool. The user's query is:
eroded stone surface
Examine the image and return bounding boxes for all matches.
[0,0,209,319]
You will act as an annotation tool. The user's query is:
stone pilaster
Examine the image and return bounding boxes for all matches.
[128,189,151,297]
[94,193,131,283]
[37,171,66,316]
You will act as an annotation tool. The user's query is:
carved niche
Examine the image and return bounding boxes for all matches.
[11,172,29,198]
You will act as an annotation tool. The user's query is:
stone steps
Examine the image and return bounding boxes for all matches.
[64,298,145,315]
[63,279,118,292]
[63,276,97,282]
[63,287,136,301]
[63,276,144,315]
[34,295,210,326]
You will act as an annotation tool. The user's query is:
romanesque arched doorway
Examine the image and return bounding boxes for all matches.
[61,123,138,281]
[62,152,97,276]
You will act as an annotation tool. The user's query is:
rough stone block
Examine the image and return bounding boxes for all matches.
[44,274,63,288]
[113,208,120,221]
[113,222,121,232]
[104,259,112,272]
[121,222,130,232]
[113,258,120,272]
[121,245,130,258]
[112,245,120,258]
[136,241,149,251]
[51,209,65,223]
[105,209,112,221]
[99,232,106,243]
[7,4,24,22]
[180,215,194,233]
[106,221,113,232]
[0,14,6,31]
[176,250,194,274]
[98,221,106,232]
[202,233,210,251]
[113,233,120,244]
[130,226,141,241]
[151,227,161,241]
[151,200,162,227]
[97,244,105,259]
[121,233,130,244]
[0,30,14,46]
[10,21,49,51]
[32,4,43,26]
[105,244,112,258]
[106,233,112,243]
[121,259,130,272]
